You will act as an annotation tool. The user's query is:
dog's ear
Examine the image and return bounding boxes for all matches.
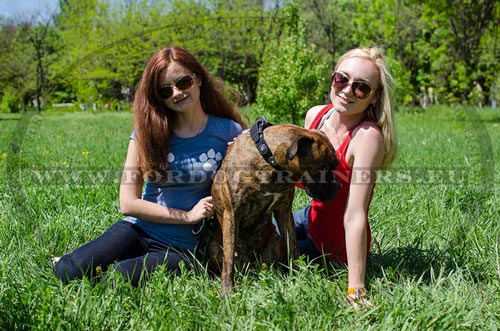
[286,136,313,160]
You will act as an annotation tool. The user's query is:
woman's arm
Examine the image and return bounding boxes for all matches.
[343,124,384,308]
[119,139,213,225]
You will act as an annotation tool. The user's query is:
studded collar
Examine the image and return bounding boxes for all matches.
[249,116,280,170]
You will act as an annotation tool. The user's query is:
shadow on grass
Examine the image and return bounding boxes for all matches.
[367,245,454,283]
[365,235,488,284]
[293,242,460,286]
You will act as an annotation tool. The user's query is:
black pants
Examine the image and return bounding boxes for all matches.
[55,220,194,286]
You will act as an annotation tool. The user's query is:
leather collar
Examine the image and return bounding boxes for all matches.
[250,116,280,169]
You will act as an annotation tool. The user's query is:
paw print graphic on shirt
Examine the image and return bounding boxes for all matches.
[199,148,223,171]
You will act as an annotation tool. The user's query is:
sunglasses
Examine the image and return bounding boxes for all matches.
[331,72,375,99]
[158,74,196,99]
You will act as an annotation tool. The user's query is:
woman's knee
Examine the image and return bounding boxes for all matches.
[54,255,88,283]
[111,259,144,286]
[111,249,191,286]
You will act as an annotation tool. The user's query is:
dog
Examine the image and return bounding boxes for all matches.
[207,117,340,294]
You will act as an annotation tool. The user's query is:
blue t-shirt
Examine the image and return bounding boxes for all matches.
[126,115,242,250]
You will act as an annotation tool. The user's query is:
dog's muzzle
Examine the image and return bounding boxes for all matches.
[302,170,341,202]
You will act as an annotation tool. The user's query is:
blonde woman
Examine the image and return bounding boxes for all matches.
[294,47,397,309]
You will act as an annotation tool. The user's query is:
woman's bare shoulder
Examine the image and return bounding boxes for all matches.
[351,122,384,164]
[305,105,328,128]
[354,121,383,139]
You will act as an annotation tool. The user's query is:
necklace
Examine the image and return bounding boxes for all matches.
[328,114,344,150]
[333,125,342,150]
[175,113,207,137]
[319,107,343,150]
[194,114,207,135]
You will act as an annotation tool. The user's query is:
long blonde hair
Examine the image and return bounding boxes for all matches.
[336,47,397,168]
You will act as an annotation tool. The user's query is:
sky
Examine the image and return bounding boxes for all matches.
[0,0,59,20]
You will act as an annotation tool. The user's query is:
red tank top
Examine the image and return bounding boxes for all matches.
[307,104,372,264]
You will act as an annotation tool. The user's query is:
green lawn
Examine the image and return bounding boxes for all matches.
[1,107,499,330]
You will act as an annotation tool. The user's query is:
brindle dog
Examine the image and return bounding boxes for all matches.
[208,121,340,294]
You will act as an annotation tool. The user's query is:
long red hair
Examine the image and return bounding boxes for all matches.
[132,46,246,178]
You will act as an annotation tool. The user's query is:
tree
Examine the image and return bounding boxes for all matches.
[299,0,361,60]
[444,0,497,103]
[416,0,498,105]
[256,2,328,125]
[477,3,500,107]
[192,0,283,104]
[21,19,55,112]
[0,20,37,112]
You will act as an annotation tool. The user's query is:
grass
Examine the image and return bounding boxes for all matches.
[1,106,499,330]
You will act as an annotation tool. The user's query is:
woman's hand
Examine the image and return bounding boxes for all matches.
[186,196,214,224]
[227,128,249,146]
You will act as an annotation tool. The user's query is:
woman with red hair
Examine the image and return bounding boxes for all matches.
[54,46,245,286]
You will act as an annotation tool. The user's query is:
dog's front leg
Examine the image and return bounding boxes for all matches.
[273,191,299,261]
[221,208,236,295]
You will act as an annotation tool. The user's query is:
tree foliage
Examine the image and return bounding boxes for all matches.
[0,0,499,113]
[0,21,37,112]
[256,2,328,124]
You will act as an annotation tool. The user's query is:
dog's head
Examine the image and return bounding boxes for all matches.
[284,128,341,202]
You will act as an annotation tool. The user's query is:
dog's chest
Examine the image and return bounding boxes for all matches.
[261,191,286,214]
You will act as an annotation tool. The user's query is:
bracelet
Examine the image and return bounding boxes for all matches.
[347,287,367,298]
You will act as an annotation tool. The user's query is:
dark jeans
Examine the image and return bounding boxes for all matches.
[55,220,194,286]
[293,206,322,261]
